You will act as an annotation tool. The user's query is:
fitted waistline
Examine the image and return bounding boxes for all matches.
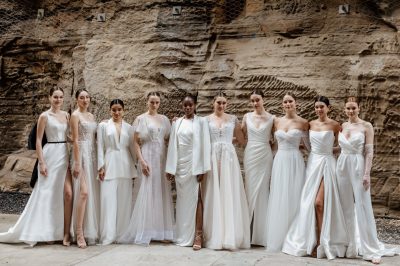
[47,141,67,144]
[341,150,363,155]
[248,140,268,144]
[311,151,333,156]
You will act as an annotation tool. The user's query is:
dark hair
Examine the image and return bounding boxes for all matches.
[49,86,64,96]
[251,89,264,98]
[182,92,198,104]
[110,99,124,109]
[147,91,161,100]
[75,88,89,99]
[314,95,330,106]
[283,92,296,101]
[213,90,227,102]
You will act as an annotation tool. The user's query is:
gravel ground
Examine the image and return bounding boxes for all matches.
[1,192,400,245]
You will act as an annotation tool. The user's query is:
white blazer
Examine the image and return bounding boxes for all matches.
[166,115,211,176]
[97,119,137,180]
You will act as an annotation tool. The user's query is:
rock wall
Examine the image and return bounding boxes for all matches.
[0,0,399,211]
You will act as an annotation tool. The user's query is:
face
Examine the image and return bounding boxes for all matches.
[110,104,124,121]
[314,101,329,117]
[147,95,160,112]
[49,90,64,108]
[345,101,359,119]
[182,97,195,117]
[282,95,296,111]
[213,96,227,113]
[76,91,90,110]
[250,94,263,109]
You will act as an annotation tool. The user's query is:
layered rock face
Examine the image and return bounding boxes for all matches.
[0,0,399,211]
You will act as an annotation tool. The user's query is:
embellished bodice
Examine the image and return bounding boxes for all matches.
[208,115,237,144]
[275,129,303,150]
[77,120,97,143]
[310,131,334,155]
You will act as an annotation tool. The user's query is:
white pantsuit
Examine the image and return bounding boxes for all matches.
[97,119,137,245]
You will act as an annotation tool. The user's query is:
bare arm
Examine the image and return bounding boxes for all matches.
[70,113,81,178]
[36,114,48,176]
[234,118,245,146]
[241,114,248,145]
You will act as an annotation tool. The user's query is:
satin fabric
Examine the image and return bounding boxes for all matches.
[0,111,69,245]
[243,113,274,246]
[337,132,399,260]
[70,120,100,245]
[282,131,350,259]
[203,115,250,250]
[266,129,306,251]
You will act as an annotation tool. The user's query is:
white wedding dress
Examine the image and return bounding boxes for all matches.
[282,131,349,259]
[70,119,100,245]
[266,129,306,251]
[119,114,174,245]
[243,112,274,246]
[203,115,250,250]
[0,111,69,245]
[337,132,399,260]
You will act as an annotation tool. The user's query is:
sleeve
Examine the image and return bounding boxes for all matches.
[97,123,106,171]
[128,124,136,164]
[164,116,171,138]
[363,144,374,179]
[165,121,177,175]
[201,118,211,173]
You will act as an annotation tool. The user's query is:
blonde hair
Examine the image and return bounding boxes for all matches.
[346,96,359,105]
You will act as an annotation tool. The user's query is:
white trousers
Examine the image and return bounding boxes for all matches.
[99,178,133,245]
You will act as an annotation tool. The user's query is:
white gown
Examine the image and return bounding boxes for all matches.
[119,114,174,245]
[203,115,250,250]
[337,132,399,260]
[70,119,100,245]
[282,131,349,259]
[243,112,274,246]
[0,111,69,245]
[266,129,306,251]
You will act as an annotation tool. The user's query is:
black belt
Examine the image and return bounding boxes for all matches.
[47,141,67,144]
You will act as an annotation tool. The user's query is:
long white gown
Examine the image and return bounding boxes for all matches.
[243,112,274,246]
[203,115,250,250]
[266,129,306,251]
[282,131,349,259]
[337,132,399,260]
[0,111,69,245]
[70,119,100,245]
[119,114,174,245]
[165,117,211,246]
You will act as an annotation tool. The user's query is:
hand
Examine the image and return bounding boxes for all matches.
[98,168,105,181]
[197,174,205,182]
[140,160,150,177]
[172,116,178,122]
[362,175,370,191]
[73,163,80,179]
[39,162,48,177]
[166,173,174,182]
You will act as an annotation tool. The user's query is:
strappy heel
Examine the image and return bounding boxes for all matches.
[76,229,87,249]
[193,230,202,251]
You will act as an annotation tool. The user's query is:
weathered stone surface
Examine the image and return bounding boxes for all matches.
[0,0,399,210]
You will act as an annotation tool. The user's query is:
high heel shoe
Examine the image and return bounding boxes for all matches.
[63,234,71,247]
[76,230,87,249]
[192,230,202,251]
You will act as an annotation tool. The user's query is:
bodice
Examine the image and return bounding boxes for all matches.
[339,132,365,154]
[78,120,97,143]
[136,114,170,144]
[275,129,303,150]
[310,131,334,155]
[246,113,274,144]
[45,112,68,142]
[208,115,236,144]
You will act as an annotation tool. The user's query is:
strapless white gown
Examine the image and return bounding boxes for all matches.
[0,112,69,245]
[282,131,350,259]
[266,129,305,251]
[337,132,399,260]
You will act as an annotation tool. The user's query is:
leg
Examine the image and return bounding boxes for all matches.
[193,184,203,250]
[99,180,118,245]
[312,179,325,257]
[76,171,88,248]
[63,168,73,246]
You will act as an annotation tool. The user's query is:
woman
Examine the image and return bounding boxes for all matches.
[165,94,211,250]
[282,96,349,259]
[119,92,174,245]
[0,87,69,246]
[241,89,274,247]
[337,97,398,264]
[97,99,137,245]
[203,91,250,250]
[69,89,100,247]
[266,93,308,251]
